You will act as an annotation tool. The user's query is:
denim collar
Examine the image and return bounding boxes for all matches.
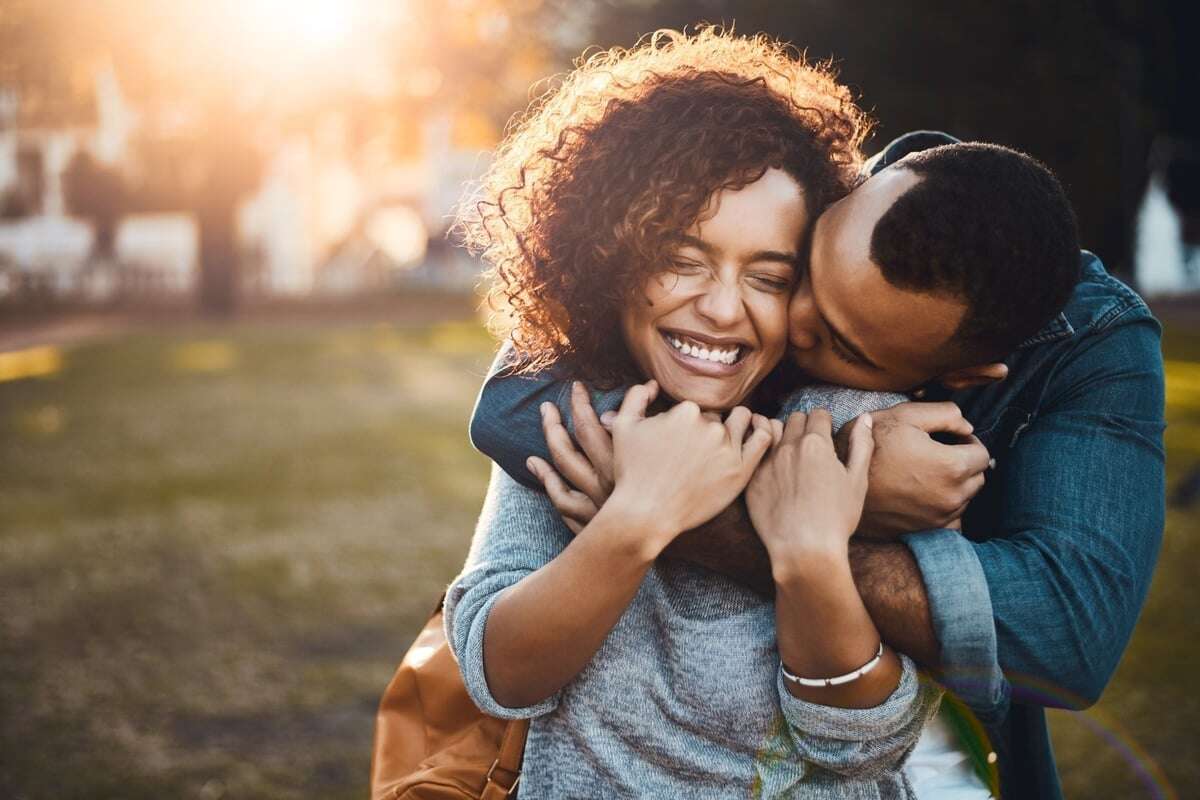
[1017,312,1075,349]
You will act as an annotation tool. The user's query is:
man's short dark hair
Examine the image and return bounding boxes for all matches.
[870,143,1080,364]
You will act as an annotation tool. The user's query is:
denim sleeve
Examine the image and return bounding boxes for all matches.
[905,315,1165,719]
[468,341,627,490]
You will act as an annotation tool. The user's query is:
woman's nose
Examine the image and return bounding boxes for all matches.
[695,282,744,328]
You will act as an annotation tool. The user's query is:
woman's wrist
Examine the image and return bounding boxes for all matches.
[768,537,851,589]
[588,489,676,563]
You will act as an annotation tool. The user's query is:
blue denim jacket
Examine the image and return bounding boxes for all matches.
[467,132,1166,799]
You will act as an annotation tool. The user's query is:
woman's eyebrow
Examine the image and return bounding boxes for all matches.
[747,249,799,265]
[676,235,795,265]
[676,234,716,255]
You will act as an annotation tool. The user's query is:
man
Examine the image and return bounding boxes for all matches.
[468,133,1166,798]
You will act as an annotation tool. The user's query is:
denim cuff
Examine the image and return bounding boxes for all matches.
[903,528,1010,723]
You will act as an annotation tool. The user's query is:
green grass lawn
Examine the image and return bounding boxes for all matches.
[1,312,1196,798]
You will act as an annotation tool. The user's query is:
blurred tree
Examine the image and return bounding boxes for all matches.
[0,0,575,311]
[62,149,125,261]
[0,1,260,314]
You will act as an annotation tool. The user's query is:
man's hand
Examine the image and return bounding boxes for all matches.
[839,402,992,538]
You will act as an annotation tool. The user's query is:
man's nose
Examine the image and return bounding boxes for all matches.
[788,289,820,349]
[695,281,744,328]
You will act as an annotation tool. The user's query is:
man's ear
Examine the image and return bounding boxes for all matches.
[937,362,1009,391]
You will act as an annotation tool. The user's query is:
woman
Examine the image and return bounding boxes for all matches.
[447,28,939,797]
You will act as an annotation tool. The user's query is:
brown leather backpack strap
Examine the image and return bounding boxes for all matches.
[479,719,530,800]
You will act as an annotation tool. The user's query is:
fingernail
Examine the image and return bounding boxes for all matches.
[988,457,997,470]
[573,380,582,394]
[540,402,550,416]
[862,414,873,430]
[526,457,539,475]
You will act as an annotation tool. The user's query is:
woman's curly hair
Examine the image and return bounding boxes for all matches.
[457,27,872,386]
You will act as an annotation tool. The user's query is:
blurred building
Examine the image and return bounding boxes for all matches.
[0,66,489,307]
[1136,138,1200,298]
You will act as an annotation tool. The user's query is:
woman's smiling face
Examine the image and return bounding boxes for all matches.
[620,168,808,411]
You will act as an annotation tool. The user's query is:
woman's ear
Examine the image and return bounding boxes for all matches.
[938,362,1009,391]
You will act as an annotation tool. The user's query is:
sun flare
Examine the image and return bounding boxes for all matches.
[238,0,361,53]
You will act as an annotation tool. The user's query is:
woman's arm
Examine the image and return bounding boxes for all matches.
[747,409,903,708]
[460,382,775,710]
[480,498,663,708]
[746,409,939,778]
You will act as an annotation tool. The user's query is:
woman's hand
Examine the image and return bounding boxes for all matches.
[600,380,774,555]
[526,381,614,534]
[746,409,874,572]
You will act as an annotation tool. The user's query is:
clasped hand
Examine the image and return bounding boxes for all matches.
[525,383,992,546]
[528,380,773,554]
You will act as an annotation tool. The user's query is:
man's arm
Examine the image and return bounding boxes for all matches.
[660,501,942,665]
[910,315,1165,716]
[469,341,576,490]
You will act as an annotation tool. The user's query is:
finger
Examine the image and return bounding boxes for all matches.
[615,380,658,424]
[599,410,616,431]
[570,381,614,488]
[724,406,752,443]
[804,408,833,440]
[781,411,808,443]
[890,401,974,436]
[528,456,600,521]
[666,399,703,423]
[846,413,876,484]
[541,402,605,501]
[961,470,986,502]
[953,434,992,476]
[741,417,774,468]
[770,418,784,446]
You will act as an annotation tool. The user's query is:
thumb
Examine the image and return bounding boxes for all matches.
[846,413,875,485]
[616,380,658,424]
[741,415,774,471]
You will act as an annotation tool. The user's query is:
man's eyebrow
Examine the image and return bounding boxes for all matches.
[676,234,796,265]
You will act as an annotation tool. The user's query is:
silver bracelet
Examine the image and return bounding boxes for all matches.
[780,642,885,688]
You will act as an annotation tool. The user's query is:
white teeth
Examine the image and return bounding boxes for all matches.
[666,333,740,364]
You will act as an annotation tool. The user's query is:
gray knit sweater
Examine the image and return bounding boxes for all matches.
[446,472,939,797]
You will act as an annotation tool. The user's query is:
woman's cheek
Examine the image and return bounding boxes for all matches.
[754,294,791,365]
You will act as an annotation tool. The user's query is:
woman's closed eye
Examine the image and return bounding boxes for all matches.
[748,272,794,293]
[668,258,707,275]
